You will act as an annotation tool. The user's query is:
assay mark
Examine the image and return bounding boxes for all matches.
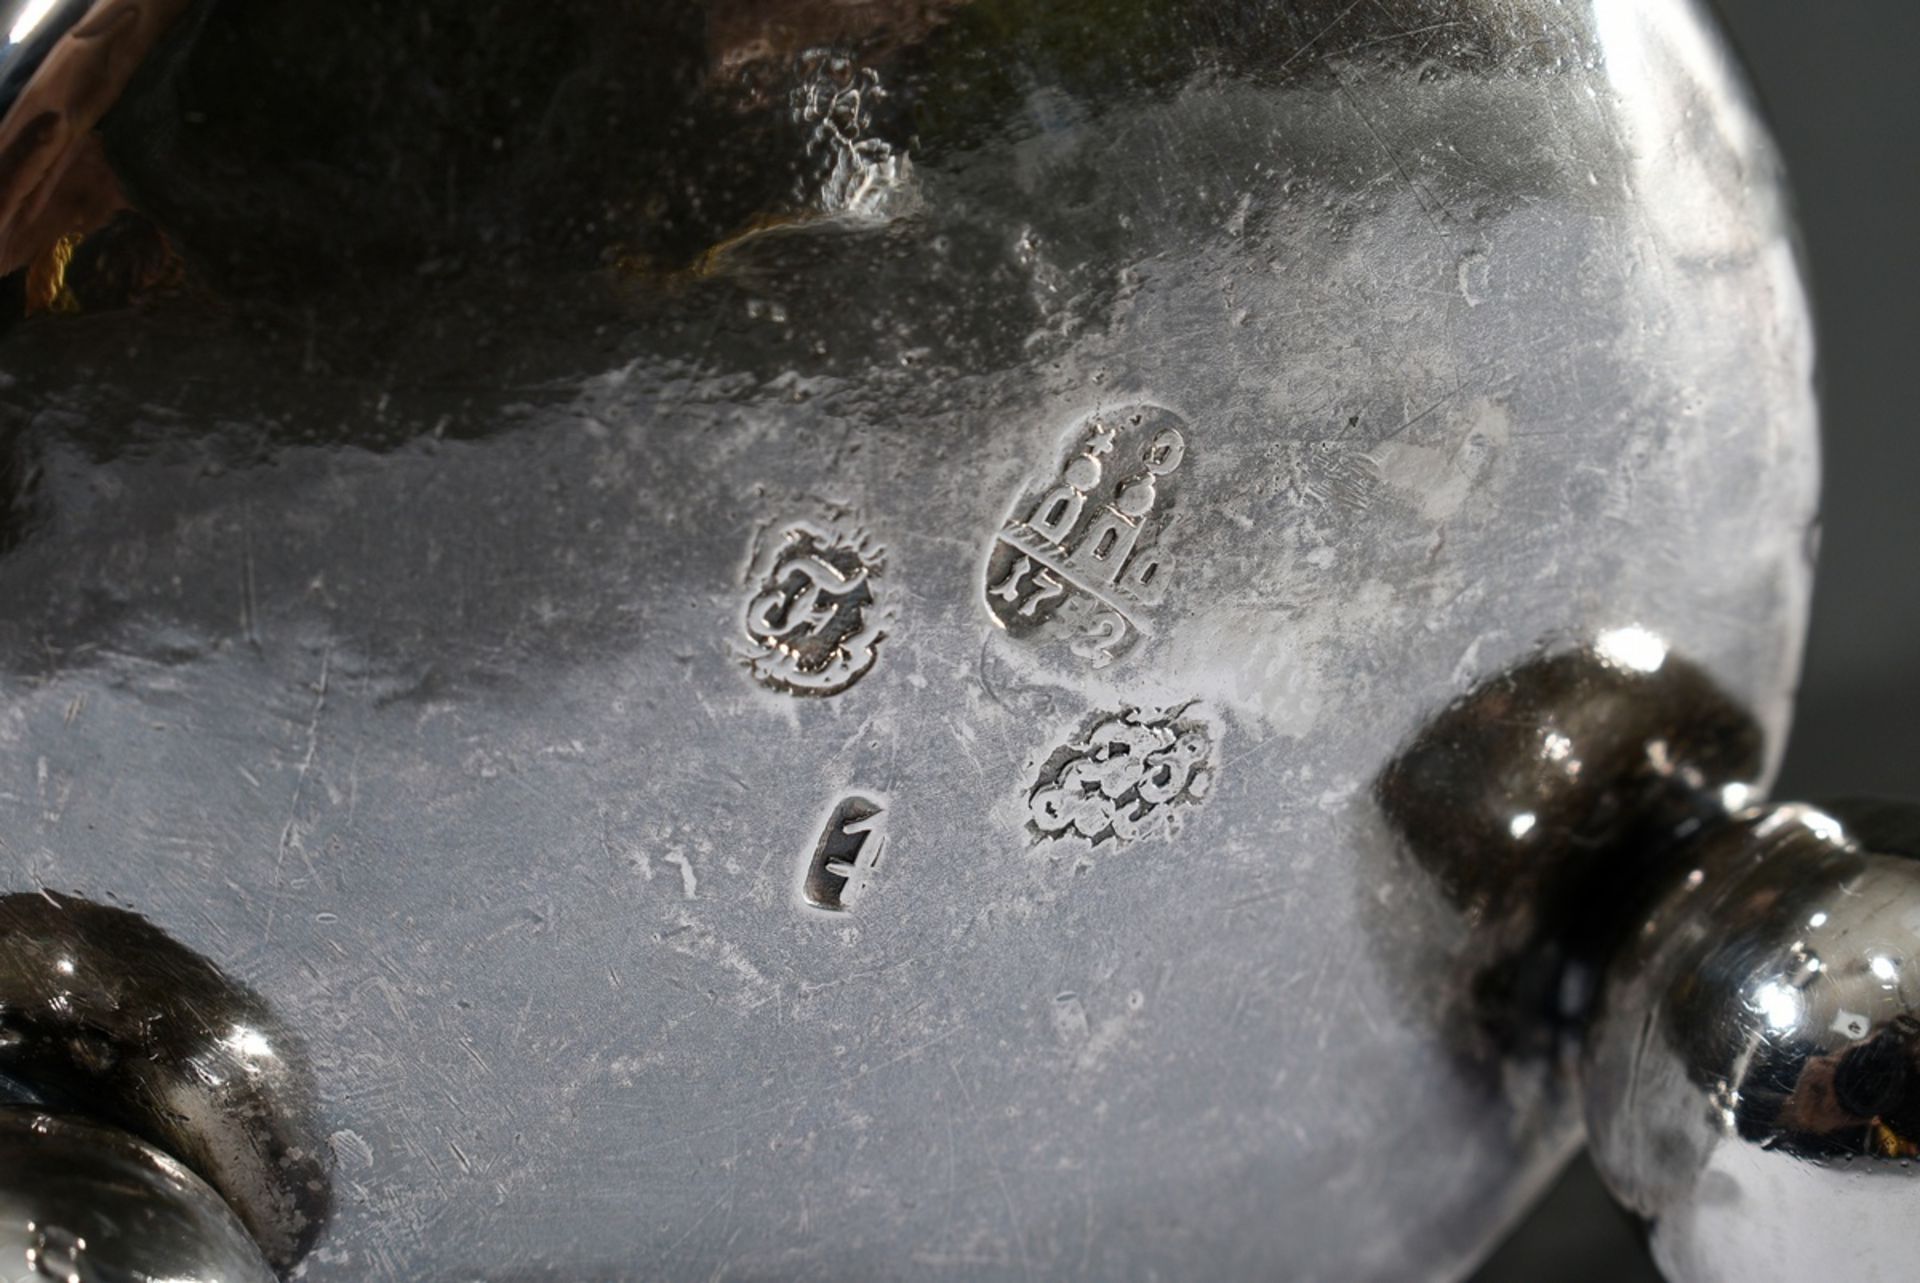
[983,405,1190,669]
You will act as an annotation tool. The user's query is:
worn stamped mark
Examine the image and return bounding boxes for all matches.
[1028,706,1216,847]
[984,405,1190,669]
[803,796,885,911]
[742,519,885,696]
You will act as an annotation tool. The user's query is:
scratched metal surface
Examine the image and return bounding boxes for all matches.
[0,1,1814,1279]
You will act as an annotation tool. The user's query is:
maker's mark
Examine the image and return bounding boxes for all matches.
[744,520,885,696]
[1028,706,1216,847]
[984,405,1189,669]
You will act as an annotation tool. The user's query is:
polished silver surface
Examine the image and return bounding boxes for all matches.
[0,1109,275,1283]
[1585,802,1920,1283]
[0,1,1817,1279]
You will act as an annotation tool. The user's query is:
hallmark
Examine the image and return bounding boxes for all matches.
[803,796,885,911]
[744,520,885,696]
[1028,706,1215,846]
[984,405,1189,668]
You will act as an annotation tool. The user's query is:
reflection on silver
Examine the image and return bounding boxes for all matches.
[1585,802,1920,1283]
[1595,625,1671,675]
[0,0,84,115]
[7,0,60,46]
[0,1109,275,1283]
[0,893,328,1270]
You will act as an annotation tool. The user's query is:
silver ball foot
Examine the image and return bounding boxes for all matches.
[1584,800,1920,1282]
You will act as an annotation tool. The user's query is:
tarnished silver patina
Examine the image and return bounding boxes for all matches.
[0,0,1874,1279]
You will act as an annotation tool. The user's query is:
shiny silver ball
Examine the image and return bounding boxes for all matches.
[0,1109,275,1283]
[1583,801,1920,1282]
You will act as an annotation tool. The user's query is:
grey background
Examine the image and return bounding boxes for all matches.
[1476,1,1920,1278]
